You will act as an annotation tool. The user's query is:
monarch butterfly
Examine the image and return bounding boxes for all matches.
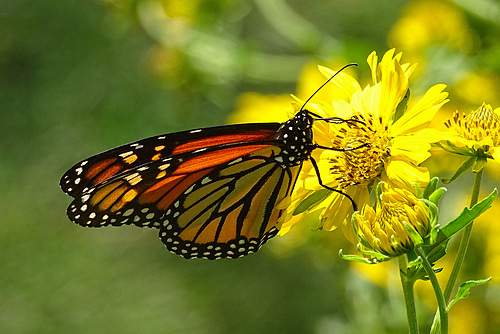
[60,64,360,259]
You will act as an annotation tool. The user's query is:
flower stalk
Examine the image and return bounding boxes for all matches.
[443,169,482,302]
[399,255,420,334]
[416,248,448,334]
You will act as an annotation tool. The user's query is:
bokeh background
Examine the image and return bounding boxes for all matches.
[2,0,499,333]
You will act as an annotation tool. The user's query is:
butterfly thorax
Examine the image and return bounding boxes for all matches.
[274,111,314,167]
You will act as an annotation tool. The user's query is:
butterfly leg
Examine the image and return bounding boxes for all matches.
[308,156,358,212]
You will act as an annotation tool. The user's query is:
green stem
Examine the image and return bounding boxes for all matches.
[443,169,483,301]
[430,169,484,333]
[416,248,448,334]
[398,256,419,334]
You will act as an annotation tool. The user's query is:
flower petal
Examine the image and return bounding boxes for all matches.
[391,136,432,164]
[318,66,361,101]
[386,158,430,187]
[391,84,449,136]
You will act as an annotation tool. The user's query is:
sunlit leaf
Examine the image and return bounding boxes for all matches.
[441,156,476,184]
[439,189,497,239]
[293,188,331,215]
[446,278,492,312]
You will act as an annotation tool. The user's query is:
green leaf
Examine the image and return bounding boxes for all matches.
[423,177,439,200]
[472,156,488,173]
[428,188,446,206]
[446,278,492,312]
[441,156,476,184]
[422,189,497,263]
[433,141,475,156]
[293,188,331,215]
[425,240,448,265]
[393,89,410,123]
[439,189,498,240]
[375,181,384,205]
[402,221,424,246]
[338,249,389,264]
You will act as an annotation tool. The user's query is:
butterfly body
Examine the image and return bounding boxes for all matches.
[61,111,316,259]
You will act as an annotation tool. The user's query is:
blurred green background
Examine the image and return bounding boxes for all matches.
[2,0,499,333]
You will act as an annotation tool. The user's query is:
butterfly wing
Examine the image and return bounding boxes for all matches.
[158,146,301,259]
[63,123,303,259]
[60,123,280,197]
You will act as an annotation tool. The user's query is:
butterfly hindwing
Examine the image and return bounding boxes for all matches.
[67,143,301,259]
[159,146,302,259]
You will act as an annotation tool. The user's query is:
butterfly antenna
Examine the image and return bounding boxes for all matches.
[300,63,358,114]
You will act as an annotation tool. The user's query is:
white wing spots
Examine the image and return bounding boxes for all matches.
[228,157,242,165]
[123,209,134,217]
[89,212,96,219]
[80,204,87,212]
[119,151,134,158]
[146,213,155,220]
[274,156,284,163]
[80,161,88,166]
[130,143,144,149]
[157,136,166,140]
[74,178,81,185]
[158,230,278,259]
[193,148,207,153]
[81,194,90,203]
[189,129,202,133]
[75,167,83,175]
[141,208,149,213]
[125,173,142,186]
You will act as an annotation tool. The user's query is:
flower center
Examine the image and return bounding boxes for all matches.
[329,115,389,187]
[445,103,500,147]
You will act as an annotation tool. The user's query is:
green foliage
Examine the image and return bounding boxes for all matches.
[446,278,492,312]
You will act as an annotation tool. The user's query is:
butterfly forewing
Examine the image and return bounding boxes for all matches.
[60,123,280,197]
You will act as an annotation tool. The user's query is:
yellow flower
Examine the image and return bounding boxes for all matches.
[281,49,448,239]
[388,0,474,64]
[442,103,500,163]
[228,93,292,124]
[353,184,431,257]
